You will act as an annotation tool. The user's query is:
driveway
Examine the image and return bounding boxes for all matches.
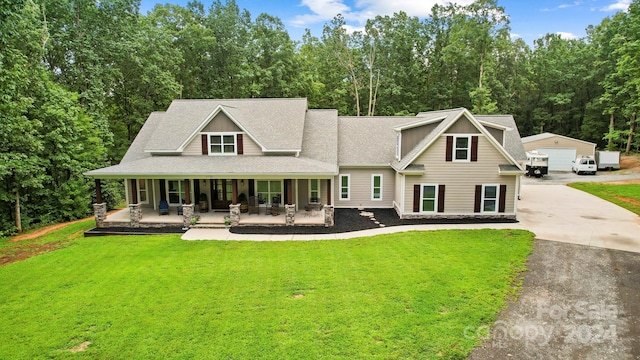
[517,184,640,253]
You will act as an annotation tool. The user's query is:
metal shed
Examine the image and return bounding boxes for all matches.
[521,133,596,171]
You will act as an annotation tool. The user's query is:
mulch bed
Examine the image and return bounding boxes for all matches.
[84,226,187,237]
[230,208,518,235]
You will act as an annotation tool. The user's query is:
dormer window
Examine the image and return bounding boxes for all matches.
[209,133,237,155]
[454,136,470,161]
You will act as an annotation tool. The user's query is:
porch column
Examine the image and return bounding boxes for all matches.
[184,179,191,205]
[324,205,334,227]
[93,203,107,228]
[285,179,293,205]
[231,179,238,204]
[130,179,138,204]
[326,179,332,205]
[95,179,102,204]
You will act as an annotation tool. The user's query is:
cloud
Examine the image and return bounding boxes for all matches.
[510,33,521,39]
[291,0,475,28]
[600,0,631,11]
[556,31,578,40]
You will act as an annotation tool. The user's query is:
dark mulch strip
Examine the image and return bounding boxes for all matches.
[84,226,187,237]
[230,208,518,235]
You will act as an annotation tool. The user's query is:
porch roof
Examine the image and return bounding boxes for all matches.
[84,155,338,179]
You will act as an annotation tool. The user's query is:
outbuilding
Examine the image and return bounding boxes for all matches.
[521,132,596,171]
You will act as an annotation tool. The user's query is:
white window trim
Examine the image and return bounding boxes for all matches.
[420,183,438,213]
[453,135,471,162]
[208,132,238,156]
[395,133,402,161]
[309,179,321,203]
[137,179,149,205]
[481,184,499,213]
[339,174,350,201]
[371,174,383,201]
[256,180,283,205]
[167,180,191,205]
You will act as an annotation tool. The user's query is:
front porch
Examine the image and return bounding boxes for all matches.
[101,206,326,227]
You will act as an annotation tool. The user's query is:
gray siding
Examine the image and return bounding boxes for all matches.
[445,116,480,134]
[401,122,440,157]
[486,127,504,146]
[203,112,242,132]
[402,135,517,214]
[334,168,395,208]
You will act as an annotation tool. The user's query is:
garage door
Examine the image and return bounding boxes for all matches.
[537,148,576,171]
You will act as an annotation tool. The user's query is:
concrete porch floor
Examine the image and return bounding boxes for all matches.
[104,206,324,226]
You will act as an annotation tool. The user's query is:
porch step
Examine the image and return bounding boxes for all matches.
[191,223,228,229]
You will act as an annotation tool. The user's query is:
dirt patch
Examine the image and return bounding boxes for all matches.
[605,179,640,185]
[613,195,640,208]
[0,240,69,266]
[620,155,640,172]
[70,341,91,353]
[10,209,120,242]
[292,294,304,299]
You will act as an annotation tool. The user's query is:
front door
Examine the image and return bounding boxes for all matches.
[211,179,233,209]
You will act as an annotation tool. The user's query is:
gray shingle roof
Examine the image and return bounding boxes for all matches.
[120,112,162,163]
[300,109,338,165]
[338,116,411,165]
[475,115,527,161]
[85,155,337,178]
[144,98,308,152]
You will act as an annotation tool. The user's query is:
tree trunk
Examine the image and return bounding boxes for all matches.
[625,113,636,155]
[608,113,614,150]
[15,189,22,233]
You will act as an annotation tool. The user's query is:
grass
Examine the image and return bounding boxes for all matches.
[0,224,533,359]
[569,182,640,215]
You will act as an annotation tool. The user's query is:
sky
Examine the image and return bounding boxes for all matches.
[138,0,633,45]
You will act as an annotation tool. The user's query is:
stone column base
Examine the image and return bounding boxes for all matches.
[129,203,141,228]
[229,204,240,226]
[182,204,195,229]
[285,204,296,226]
[324,205,334,227]
[93,203,107,228]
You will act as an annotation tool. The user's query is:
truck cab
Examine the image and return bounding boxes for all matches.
[572,156,597,175]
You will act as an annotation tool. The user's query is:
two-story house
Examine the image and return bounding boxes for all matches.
[85,98,526,227]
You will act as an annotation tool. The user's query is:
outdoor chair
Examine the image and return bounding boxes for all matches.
[271,202,280,216]
[159,200,169,215]
[248,196,259,215]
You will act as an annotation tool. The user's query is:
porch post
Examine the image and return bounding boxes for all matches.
[326,179,332,205]
[130,179,138,204]
[286,179,293,205]
[231,179,238,204]
[95,179,102,204]
[184,179,191,204]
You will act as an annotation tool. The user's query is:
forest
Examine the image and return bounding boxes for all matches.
[1,0,639,234]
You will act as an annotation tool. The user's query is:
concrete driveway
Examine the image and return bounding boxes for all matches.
[517,184,640,253]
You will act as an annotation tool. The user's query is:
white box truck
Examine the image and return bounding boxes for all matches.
[596,151,621,170]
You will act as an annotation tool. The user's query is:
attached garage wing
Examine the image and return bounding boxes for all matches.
[537,148,576,171]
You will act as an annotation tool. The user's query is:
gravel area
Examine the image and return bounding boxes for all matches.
[470,240,640,359]
[523,170,640,185]
[230,208,517,235]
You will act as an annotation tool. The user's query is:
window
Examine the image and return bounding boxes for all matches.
[209,134,236,155]
[257,180,282,204]
[168,180,187,205]
[309,179,320,202]
[454,136,471,161]
[138,179,148,204]
[371,174,382,200]
[482,185,499,213]
[421,184,437,212]
[339,174,350,200]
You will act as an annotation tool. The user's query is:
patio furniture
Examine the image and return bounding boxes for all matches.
[159,200,169,215]
[248,196,259,215]
[271,202,280,216]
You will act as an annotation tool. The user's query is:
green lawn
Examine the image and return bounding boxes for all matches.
[0,224,532,359]
[569,182,640,215]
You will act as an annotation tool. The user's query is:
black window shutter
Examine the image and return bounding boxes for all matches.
[237,134,244,155]
[201,134,208,155]
[471,136,478,162]
[446,136,453,162]
[474,185,482,213]
[438,185,445,213]
[499,185,507,213]
[413,184,420,212]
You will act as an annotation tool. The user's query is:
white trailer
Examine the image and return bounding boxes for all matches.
[525,151,549,177]
[596,151,620,170]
